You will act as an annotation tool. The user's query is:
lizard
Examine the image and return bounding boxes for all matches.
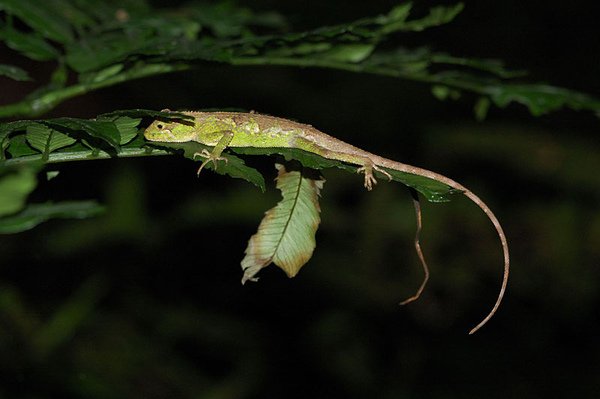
[144,110,509,334]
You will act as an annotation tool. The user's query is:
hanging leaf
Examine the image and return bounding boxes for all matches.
[241,163,324,283]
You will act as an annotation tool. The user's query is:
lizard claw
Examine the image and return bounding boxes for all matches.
[193,150,228,175]
[357,164,392,190]
[357,165,377,191]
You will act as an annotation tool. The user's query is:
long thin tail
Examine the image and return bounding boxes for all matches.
[461,189,510,334]
[401,186,509,333]
[376,157,509,334]
[399,189,430,306]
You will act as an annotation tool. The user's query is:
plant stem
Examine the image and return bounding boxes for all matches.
[231,56,486,93]
[1,147,170,167]
[0,64,190,119]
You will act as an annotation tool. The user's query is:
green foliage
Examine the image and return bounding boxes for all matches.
[0,165,38,217]
[0,63,31,80]
[26,123,77,158]
[155,141,268,192]
[234,147,458,202]
[0,200,104,233]
[1,0,599,118]
[241,164,324,283]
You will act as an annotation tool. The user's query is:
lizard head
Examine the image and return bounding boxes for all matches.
[144,119,196,142]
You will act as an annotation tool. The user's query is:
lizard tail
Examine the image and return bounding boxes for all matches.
[461,188,510,335]
[376,156,509,333]
[399,189,430,306]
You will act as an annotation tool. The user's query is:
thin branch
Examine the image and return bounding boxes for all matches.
[0,64,190,119]
[1,147,170,167]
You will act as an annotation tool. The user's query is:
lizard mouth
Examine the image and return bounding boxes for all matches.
[160,129,174,140]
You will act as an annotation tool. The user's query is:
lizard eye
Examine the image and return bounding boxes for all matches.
[156,123,164,130]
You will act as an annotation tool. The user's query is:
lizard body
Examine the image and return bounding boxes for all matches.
[144,111,509,334]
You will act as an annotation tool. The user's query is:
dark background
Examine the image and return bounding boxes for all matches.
[1,1,599,398]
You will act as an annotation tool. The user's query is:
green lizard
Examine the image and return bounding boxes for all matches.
[144,110,509,334]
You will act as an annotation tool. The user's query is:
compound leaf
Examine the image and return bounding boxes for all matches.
[26,123,76,156]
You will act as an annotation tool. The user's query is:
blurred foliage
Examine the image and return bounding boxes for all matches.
[1,0,600,398]
[1,0,600,119]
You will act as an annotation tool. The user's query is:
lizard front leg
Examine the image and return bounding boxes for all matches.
[357,162,392,191]
[193,130,234,175]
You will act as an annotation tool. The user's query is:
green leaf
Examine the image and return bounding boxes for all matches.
[47,118,122,149]
[232,147,459,202]
[0,0,74,43]
[26,123,76,156]
[0,166,38,217]
[488,83,600,116]
[184,1,287,38]
[378,3,412,26]
[0,200,105,234]
[316,43,375,63]
[382,168,461,203]
[46,170,59,181]
[115,117,141,145]
[64,15,201,72]
[375,2,464,35]
[431,85,461,101]
[97,116,141,145]
[430,53,526,79]
[79,64,124,84]
[0,24,59,61]
[241,163,324,283]
[7,134,38,158]
[396,3,464,32]
[233,147,353,171]
[474,97,491,121]
[0,64,32,81]
[98,108,194,121]
[0,121,33,144]
[151,142,266,192]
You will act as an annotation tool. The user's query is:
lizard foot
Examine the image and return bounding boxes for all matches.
[357,165,377,190]
[193,149,228,175]
[357,164,392,190]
